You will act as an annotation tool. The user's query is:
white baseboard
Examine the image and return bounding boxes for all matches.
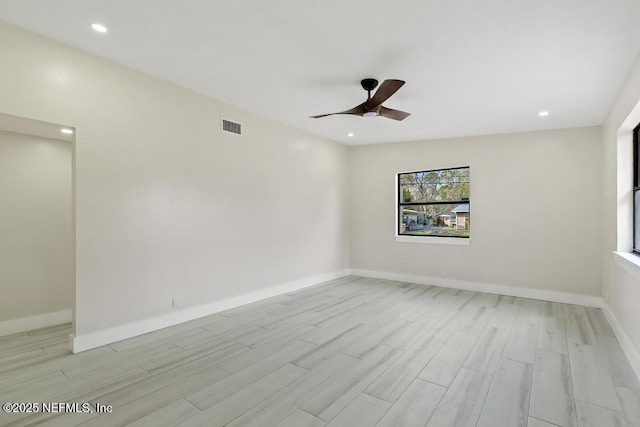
[350,269,603,307]
[71,269,350,353]
[0,309,72,337]
[600,303,640,380]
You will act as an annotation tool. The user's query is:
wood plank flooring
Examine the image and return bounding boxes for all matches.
[1,276,638,426]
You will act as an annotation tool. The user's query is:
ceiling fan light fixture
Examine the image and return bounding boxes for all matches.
[363,111,378,117]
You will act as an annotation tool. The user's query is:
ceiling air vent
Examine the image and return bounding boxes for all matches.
[221,118,242,135]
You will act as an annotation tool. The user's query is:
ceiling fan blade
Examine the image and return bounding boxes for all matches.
[379,106,411,121]
[367,79,405,109]
[309,101,368,118]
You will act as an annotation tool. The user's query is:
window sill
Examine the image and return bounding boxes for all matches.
[613,251,640,279]
[395,235,470,245]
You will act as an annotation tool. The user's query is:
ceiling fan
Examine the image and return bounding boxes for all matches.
[310,78,410,121]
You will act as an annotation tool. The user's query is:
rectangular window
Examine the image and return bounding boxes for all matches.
[398,166,470,238]
[634,123,640,253]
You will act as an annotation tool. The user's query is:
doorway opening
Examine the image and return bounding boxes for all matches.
[0,112,76,350]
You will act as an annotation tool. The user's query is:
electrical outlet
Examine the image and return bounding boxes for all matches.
[172,297,181,309]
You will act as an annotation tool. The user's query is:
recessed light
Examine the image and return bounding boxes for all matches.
[91,23,108,33]
[538,111,549,117]
[60,128,74,134]
[347,132,354,137]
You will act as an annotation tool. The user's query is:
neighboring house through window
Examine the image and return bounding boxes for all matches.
[398,166,470,238]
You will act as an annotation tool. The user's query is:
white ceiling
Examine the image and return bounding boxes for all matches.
[1,0,639,145]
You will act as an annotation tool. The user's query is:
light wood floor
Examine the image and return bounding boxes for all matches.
[1,276,639,427]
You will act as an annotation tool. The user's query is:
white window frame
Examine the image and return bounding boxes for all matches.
[614,103,640,276]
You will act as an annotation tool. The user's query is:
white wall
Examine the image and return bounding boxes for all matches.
[0,130,73,323]
[0,22,349,341]
[349,127,602,296]
[602,55,640,357]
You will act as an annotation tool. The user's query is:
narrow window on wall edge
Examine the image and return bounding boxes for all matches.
[633,123,640,254]
[398,166,470,238]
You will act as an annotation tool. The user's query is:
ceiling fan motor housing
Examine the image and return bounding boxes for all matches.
[361,78,379,92]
